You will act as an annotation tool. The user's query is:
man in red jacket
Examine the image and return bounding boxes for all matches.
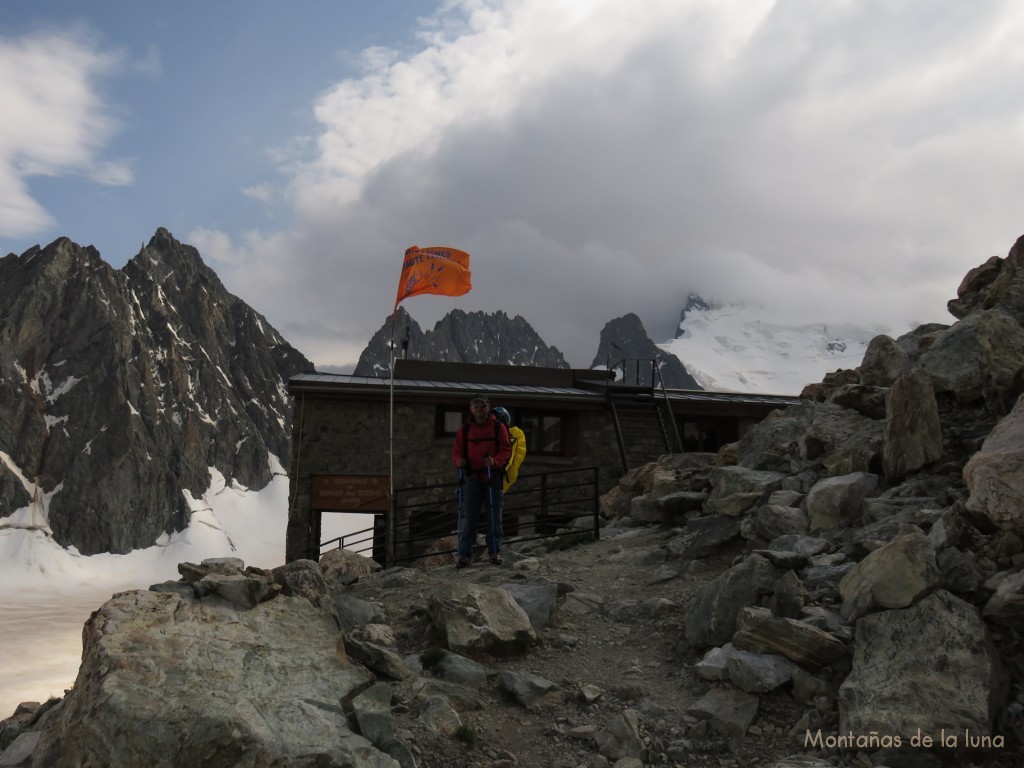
[453,393,511,566]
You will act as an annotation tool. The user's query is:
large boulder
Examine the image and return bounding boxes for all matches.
[882,368,943,480]
[31,589,394,767]
[919,309,1024,411]
[964,392,1024,536]
[705,466,787,517]
[838,526,941,621]
[805,472,880,532]
[684,554,782,649]
[428,581,536,656]
[859,334,914,387]
[947,235,1024,326]
[839,591,1006,742]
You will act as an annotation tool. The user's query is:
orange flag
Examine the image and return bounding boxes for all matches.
[393,246,471,313]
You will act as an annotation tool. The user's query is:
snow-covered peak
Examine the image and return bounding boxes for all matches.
[660,302,883,395]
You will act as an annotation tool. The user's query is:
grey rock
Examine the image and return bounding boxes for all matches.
[964,392,1024,536]
[839,526,941,621]
[937,547,987,596]
[687,688,759,739]
[752,550,808,571]
[345,637,409,681]
[352,682,397,748]
[500,582,559,630]
[272,559,331,607]
[498,670,563,710]
[695,643,798,693]
[725,646,801,693]
[334,594,388,631]
[30,589,393,767]
[419,648,489,685]
[412,678,479,712]
[767,535,831,557]
[806,471,880,532]
[655,490,710,517]
[195,572,271,609]
[982,569,1024,626]
[594,709,646,761]
[860,334,914,387]
[320,548,382,589]
[769,570,808,619]
[684,554,782,649]
[683,515,741,557]
[861,495,941,525]
[883,368,943,481]
[707,466,787,509]
[733,606,847,670]
[416,695,462,736]
[753,504,809,541]
[768,756,838,768]
[0,731,39,767]
[839,590,1006,739]
[920,309,1024,412]
[428,582,536,656]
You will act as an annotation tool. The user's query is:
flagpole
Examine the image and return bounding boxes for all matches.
[388,311,396,567]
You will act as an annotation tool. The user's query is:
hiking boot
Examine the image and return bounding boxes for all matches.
[489,553,503,566]
[457,556,472,568]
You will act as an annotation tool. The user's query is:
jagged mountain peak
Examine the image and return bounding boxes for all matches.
[589,313,700,389]
[0,232,313,556]
[4,236,108,281]
[124,228,224,292]
[353,308,568,376]
[678,293,721,330]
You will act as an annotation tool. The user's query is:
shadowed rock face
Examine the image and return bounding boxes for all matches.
[0,229,313,554]
[354,307,569,376]
[590,312,700,389]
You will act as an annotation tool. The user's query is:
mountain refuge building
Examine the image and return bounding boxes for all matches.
[285,359,797,566]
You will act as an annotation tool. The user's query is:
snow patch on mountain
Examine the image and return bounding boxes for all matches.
[660,302,883,395]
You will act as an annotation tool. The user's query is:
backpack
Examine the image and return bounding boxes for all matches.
[461,420,505,474]
[503,423,527,492]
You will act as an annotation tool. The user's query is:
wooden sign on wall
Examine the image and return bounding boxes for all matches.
[311,475,390,511]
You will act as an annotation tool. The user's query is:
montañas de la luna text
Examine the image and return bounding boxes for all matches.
[804,728,1005,751]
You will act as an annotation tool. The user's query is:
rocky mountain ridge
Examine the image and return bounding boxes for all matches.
[353,307,571,377]
[4,236,1024,766]
[0,229,312,555]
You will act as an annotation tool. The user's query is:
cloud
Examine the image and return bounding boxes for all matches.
[212,0,1024,369]
[0,28,127,238]
[241,183,272,203]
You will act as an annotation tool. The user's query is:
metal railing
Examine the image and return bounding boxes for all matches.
[320,466,601,567]
[606,357,683,458]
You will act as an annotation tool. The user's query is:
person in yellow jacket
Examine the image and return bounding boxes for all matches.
[491,407,526,492]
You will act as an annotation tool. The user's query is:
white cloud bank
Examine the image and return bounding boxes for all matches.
[200,0,1024,369]
[5,1,1024,371]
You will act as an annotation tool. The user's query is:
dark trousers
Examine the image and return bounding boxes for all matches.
[458,474,503,559]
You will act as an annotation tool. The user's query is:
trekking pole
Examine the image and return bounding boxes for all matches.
[455,467,464,569]
[486,463,496,559]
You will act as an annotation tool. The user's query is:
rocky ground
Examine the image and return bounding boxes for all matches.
[334,522,1019,768]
